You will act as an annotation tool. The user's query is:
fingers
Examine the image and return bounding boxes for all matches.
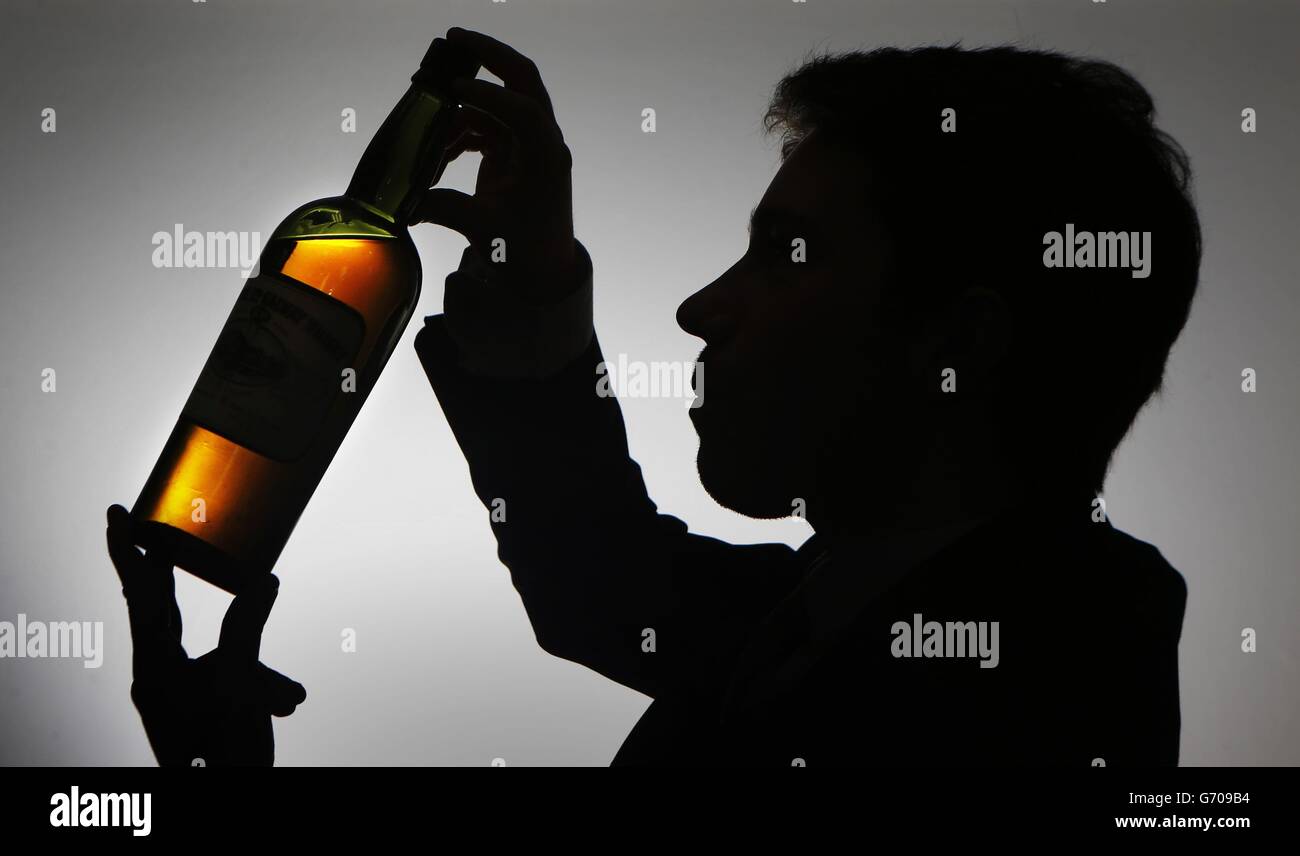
[218,573,279,667]
[426,108,513,190]
[107,505,186,669]
[259,664,307,717]
[193,648,305,719]
[447,27,556,117]
[106,504,146,591]
[145,546,183,643]
[447,105,514,161]
[409,188,484,239]
[450,78,553,146]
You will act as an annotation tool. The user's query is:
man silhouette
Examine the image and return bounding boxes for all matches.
[108,28,1200,766]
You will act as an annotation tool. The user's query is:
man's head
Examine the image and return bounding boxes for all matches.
[676,45,1201,525]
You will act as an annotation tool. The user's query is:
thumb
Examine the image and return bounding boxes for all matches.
[409,187,483,241]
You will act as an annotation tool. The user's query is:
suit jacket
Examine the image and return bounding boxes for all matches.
[413,247,1186,767]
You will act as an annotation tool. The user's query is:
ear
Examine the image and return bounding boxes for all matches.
[908,286,1011,387]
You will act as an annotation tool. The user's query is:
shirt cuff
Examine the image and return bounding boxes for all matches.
[439,240,595,380]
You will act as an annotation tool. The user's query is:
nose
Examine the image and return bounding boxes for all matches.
[676,263,737,341]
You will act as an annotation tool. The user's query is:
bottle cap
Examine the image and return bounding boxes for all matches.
[412,37,480,89]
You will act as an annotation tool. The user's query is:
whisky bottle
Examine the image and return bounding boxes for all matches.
[130,38,478,593]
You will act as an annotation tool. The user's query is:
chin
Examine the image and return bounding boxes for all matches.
[695,438,800,520]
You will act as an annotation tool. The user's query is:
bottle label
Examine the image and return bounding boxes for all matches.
[182,273,366,462]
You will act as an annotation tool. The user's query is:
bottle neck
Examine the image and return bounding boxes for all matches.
[345,83,454,226]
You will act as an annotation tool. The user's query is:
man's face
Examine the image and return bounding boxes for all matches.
[677,131,909,519]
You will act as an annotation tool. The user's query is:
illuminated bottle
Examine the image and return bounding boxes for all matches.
[131,38,478,593]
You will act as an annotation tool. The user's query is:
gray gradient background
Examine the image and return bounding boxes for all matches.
[1,0,1297,766]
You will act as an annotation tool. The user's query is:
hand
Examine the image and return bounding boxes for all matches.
[413,27,579,304]
[105,504,305,766]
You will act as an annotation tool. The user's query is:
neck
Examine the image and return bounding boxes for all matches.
[806,415,1021,542]
[345,84,454,225]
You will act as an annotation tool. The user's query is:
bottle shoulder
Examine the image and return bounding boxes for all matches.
[271,196,415,244]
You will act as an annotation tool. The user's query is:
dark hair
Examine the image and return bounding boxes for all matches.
[765,45,1202,495]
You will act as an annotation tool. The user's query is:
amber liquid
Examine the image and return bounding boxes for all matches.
[132,230,420,592]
